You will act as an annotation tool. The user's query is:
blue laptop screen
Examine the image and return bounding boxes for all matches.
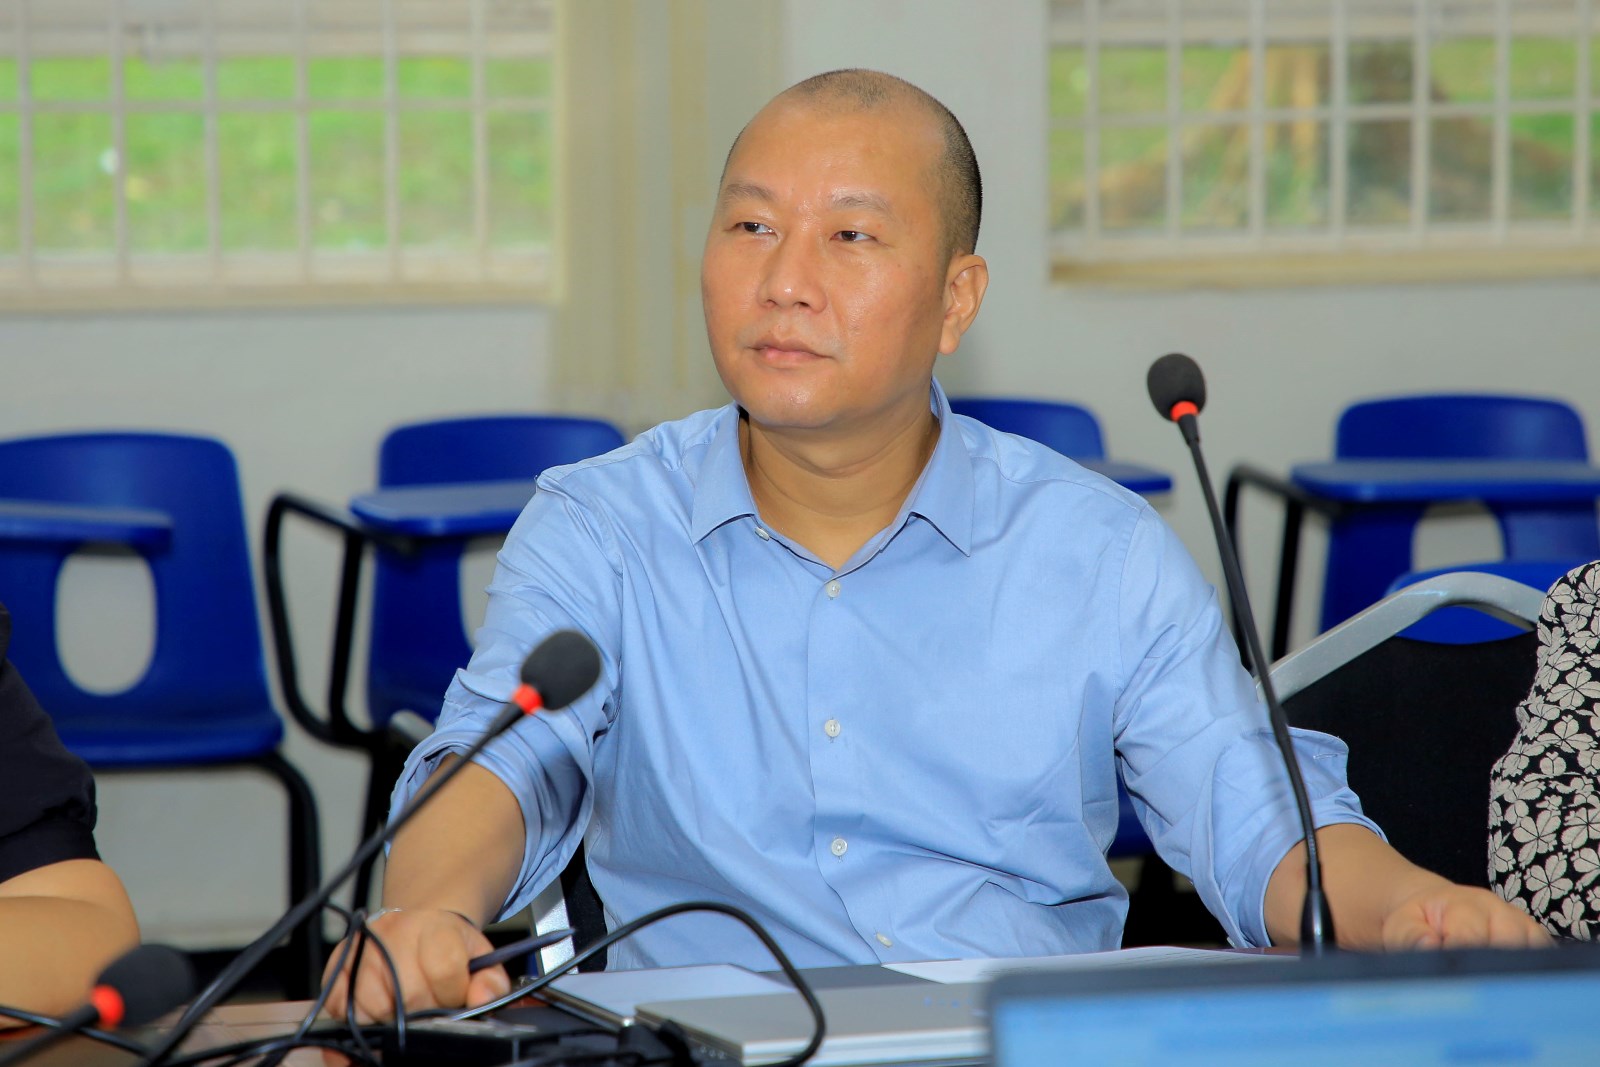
[992,970,1600,1065]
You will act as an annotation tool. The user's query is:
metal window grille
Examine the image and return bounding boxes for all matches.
[1049,0,1598,265]
[0,0,555,304]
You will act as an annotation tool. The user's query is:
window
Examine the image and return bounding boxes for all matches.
[0,0,555,306]
[1049,0,1600,281]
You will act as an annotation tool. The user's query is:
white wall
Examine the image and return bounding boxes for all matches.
[0,305,551,944]
[780,0,1600,639]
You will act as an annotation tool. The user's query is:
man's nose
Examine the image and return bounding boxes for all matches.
[756,234,826,311]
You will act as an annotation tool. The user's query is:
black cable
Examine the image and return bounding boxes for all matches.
[154,898,824,1067]
[171,1034,383,1067]
[341,924,380,1064]
[251,905,371,1067]
[428,900,827,1067]
[0,1008,149,1056]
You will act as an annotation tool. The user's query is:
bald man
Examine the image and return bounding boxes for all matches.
[328,70,1545,1022]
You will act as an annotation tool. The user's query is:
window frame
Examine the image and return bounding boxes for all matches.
[1048,0,1600,287]
[0,0,558,311]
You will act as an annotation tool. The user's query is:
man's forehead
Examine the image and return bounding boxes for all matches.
[717,178,899,219]
[718,99,942,200]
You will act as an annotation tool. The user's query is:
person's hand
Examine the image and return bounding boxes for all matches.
[321,907,512,1023]
[1380,883,1553,950]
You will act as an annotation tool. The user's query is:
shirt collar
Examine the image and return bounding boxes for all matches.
[688,378,975,556]
[689,406,760,542]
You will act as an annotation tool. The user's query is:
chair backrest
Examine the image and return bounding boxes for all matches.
[1336,394,1590,462]
[367,415,626,726]
[1385,559,1579,643]
[1319,394,1599,632]
[947,397,1106,460]
[1271,572,1541,887]
[0,432,269,718]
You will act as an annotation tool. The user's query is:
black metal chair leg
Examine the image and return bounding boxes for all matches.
[350,743,403,913]
[255,751,323,999]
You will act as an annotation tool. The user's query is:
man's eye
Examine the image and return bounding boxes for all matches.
[837,230,871,242]
[739,222,774,234]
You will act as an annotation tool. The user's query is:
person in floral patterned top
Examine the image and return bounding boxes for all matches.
[1488,560,1600,938]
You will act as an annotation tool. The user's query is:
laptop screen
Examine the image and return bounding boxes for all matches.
[990,947,1600,1066]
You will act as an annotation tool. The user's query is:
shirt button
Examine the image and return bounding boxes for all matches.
[823,718,841,738]
[825,579,841,599]
[755,527,771,540]
[876,933,893,948]
[830,837,848,857]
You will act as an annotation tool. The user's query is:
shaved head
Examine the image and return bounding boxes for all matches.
[721,69,983,261]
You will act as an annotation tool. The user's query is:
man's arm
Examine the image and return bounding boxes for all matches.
[323,757,526,1022]
[0,858,139,1023]
[1264,823,1550,949]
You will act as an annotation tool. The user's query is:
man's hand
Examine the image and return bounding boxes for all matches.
[1266,824,1554,950]
[1379,883,1551,950]
[321,908,512,1023]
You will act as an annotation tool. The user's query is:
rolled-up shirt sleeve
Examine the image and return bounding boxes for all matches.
[1111,507,1382,948]
[390,469,623,921]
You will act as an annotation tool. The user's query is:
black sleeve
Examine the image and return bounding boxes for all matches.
[0,602,100,885]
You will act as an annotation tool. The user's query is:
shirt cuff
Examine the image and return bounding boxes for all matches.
[388,687,591,922]
[1210,726,1386,948]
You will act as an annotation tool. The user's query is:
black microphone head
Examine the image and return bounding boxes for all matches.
[520,629,602,710]
[98,944,195,1027]
[1147,352,1207,421]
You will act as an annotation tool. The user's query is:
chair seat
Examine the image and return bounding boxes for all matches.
[55,701,285,766]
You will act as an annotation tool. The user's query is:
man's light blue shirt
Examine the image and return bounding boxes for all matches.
[394,381,1378,970]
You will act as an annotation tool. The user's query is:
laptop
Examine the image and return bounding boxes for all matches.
[634,981,987,1066]
[989,944,1600,1066]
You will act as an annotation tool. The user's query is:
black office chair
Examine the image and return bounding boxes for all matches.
[1125,571,1544,946]
[1272,571,1544,888]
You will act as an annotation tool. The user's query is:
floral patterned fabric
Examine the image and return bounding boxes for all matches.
[1488,561,1600,939]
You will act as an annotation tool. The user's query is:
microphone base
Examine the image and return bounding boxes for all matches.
[1300,887,1338,957]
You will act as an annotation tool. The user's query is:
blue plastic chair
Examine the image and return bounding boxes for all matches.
[1318,395,1599,635]
[0,432,322,996]
[264,414,626,912]
[368,415,627,730]
[947,397,1107,459]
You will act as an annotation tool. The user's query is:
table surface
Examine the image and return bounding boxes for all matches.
[349,460,1173,540]
[0,499,173,549]
[1290,459,1600,504]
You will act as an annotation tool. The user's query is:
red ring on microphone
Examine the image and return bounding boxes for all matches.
[1169,400,1199,421]
[510,683,544,715]
[90,985,125,1029]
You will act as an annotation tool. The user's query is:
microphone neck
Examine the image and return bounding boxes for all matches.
[1175,417,1336,954]
[140,692,536,1065]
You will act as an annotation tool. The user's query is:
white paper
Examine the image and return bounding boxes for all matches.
[883,945,1291,984]
[548,963,791,1021]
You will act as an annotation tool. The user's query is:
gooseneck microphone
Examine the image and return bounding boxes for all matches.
[139,629,604,1066]
[1147,352,1335,953]
[0,945,195,1067]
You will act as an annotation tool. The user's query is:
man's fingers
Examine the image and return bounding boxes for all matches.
[1437,903,1490,948]
[413,923,475,1013]
[1380,906,1439,950]
[466,964,513,1009]
[318,910,488,1023]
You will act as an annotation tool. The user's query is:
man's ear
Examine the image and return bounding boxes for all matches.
[939,254,989,356]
